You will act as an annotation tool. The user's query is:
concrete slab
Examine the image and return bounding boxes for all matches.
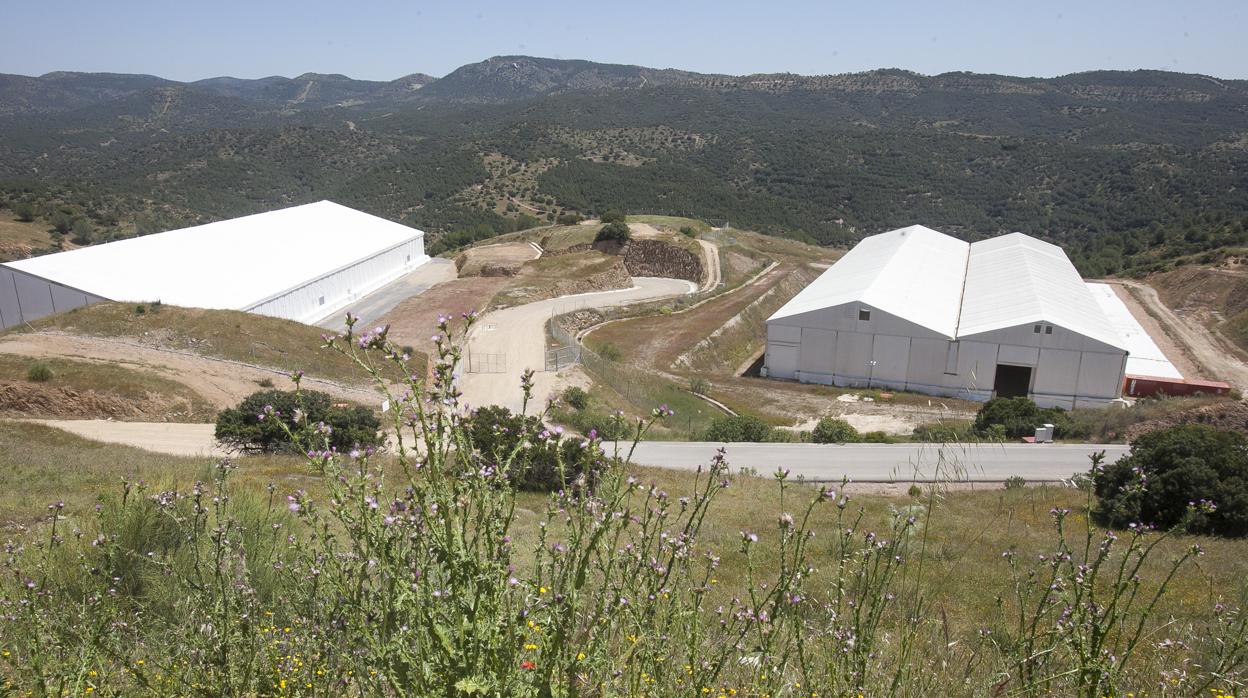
[315,258,456,330]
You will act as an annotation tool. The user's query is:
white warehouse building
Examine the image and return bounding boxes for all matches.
[0,201,428,329]
[764,225,1129,409]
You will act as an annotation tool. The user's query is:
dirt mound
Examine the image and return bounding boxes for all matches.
[1124,401,1248,441]
[457,242,540,277]
[1150,264,1248,318]
[590,238,703,282]
[0,380,196,421]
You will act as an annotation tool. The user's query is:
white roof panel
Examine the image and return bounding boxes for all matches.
[5,201,423,310]
[768,225,968,337]
[1086,282,1182,379]
[957,233,1126,350]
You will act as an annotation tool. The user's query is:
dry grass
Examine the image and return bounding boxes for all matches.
[492,251,629,308]
[13,302,407,386]
[3,424,1244,647]
[0,213,54,262]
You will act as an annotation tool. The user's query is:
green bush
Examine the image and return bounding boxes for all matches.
[973,397,1071,438]
[562,386,589,411]
[811,417,858,444]
[1004,475,1027,490]
[598,209,626,224]
[214,389,382,454]
[860,431,894,443]
[556,213,583,225]
[12,201,35,222]
[25,361,53,382]
[679,225,698,238]
[689,376,711,395]
[467,405,604,491]
[1093,424,1248,537]
[703,414,774,442]
[594,220,632,244]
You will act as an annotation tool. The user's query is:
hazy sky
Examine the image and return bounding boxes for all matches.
[3,0,1245,81]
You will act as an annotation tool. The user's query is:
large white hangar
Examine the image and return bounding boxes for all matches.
[0,201,428,329]
[763,225,1130,409]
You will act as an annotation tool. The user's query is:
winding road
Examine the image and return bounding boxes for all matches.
[459,277,697,412]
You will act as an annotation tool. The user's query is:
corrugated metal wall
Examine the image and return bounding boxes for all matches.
[246,238,428,324]
[764,303,1127,407]
[0,265,108,330]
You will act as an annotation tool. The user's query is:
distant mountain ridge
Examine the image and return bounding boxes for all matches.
[2,56,1245,117]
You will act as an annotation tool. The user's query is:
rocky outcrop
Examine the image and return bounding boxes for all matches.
[618,239,702,283]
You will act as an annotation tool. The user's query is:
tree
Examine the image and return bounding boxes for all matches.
[1093,424,1248,537]
[811,417,858,444]
[599,209,626,224]
[12,202,35,222]
[70,218,95,245]
[215,389,382,454]
[594,220,631,244]
[49,211,75,236]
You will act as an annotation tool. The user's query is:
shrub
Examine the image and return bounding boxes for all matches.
[595,343,623,362]
[594,220,631,244]
[12,201,35,222]
[1093,424,1248,536]
[25,361,53,382]
[679,225,698,238]
[1004,475,1027,490]
[562,386,589,411]
[689,376,711,395]
[556,213,583,225]
[466,405,604,491]
[907,484,924,498]
[599,209,626,224]
[860,431,894,443]
[912,420,974,442]
[256,377,275,388]
[973,397,1071,438]
[811,417,858,444]
[703,414,774,442]
[214,389,383,454]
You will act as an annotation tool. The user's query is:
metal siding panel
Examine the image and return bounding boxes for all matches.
[833,331,873,381]
[798,328,836,374]
[997,345,1040,366]
[1033,348,1080,396]
[871,334,910,386]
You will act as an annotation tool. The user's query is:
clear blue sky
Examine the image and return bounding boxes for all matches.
[4,0,1245,81]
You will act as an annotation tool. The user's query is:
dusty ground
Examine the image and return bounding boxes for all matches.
[1103,281,1204,379]
[1115,279,1248,392]
[0,381,200,422]
[0,333,379,408]
[456,242,541,277]
[380,276,512,357]
[7,419,227,457]
[696,238,721,293]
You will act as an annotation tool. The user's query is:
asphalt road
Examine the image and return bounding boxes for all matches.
[315,258,456,330]
[624,442,1129,482]
[14,419,1128,483]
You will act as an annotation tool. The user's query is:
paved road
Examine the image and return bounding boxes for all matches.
[14,419,1127,482]
[459,277,697,412]
[315,258,456,331]
[625,442,1129,482]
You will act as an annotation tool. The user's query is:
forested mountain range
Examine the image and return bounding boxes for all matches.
[2,55,1246,275]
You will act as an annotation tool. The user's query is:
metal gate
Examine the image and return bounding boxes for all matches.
[545,345,580,372]
[468,352,507,374]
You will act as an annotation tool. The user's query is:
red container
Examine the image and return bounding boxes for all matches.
[1123,374,1233,399]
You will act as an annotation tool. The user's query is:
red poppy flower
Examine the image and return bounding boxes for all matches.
[520,660,536,671]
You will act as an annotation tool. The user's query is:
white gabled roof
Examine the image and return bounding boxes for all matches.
[4,201,423,310]
[769,225,969,338]
[1086,282,1181,378]
[957,233,1125,350]
[769,226,1128,352]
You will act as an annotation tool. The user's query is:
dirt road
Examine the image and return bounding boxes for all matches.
[696,239,721,293]
[14,419,226,457]
[1113,279,1248,392]
[0,333,379,408]
[459,278,696,412]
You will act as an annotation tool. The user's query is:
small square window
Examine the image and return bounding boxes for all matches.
[1033,325,1041,333]
[1045,326,1053,335]
[318,296,325,306]
[858,309,871,321]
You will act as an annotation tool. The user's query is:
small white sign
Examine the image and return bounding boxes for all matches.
[381,399,391,413]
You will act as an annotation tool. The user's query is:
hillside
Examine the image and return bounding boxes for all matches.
[1,57,1247,275]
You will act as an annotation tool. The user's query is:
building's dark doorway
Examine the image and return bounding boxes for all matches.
[993,364,1032,398]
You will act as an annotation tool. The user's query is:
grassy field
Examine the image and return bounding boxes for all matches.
[0,355,216,421]
[15,302,418,385]
[2,421,1246,693]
